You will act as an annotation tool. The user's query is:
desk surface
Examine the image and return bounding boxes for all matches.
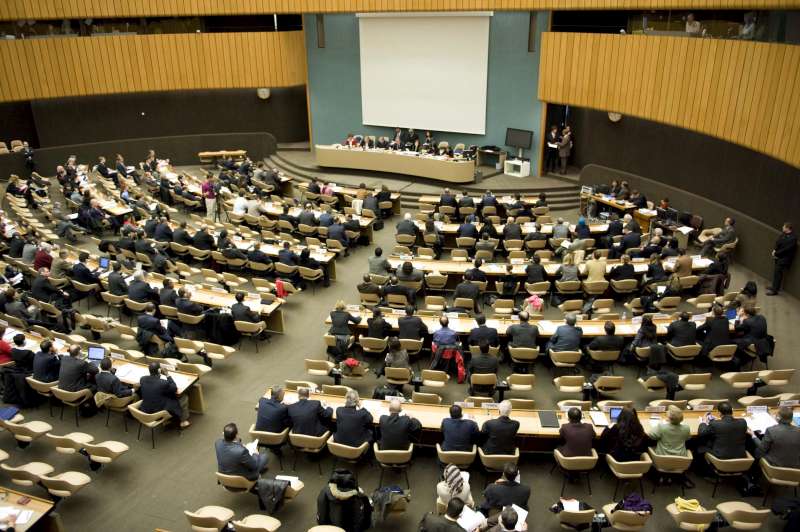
[418,194,546,208]
[261,202,373,230]
[111,358,197,395]
[316,145,475,184]
[414,220,608,236]
[0,486,54,532]
[274,391,778,439]
[327,307,720,338]
[297,182,401,201]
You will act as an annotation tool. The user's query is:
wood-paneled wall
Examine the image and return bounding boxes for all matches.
[2,0,800,19]
[539,32,800,168]
[0,31,307,102]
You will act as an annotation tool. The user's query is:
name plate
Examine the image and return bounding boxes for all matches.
[645,406,666,413]
[779,400,799,407]
[455,402,474,409]
[482,403,499,410]
[747,405,769,414]
[692,404,714,412]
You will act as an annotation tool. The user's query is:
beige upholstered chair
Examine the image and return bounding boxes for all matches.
[715,502,770,530]
[327,440,369,470]
[51,387,94,427]
[436,443,476,469]
[594,376,625,397]
[184,505,235,532]
[678,373,712,391]
[759,458,800,505]
[558,508,596,530]
[554,449,599,496]
[45,432,93,455]
[249,425,290,469]
[507,373,535,391]
[1,419,53,448]
[478,447,520,475]
[373,443,413,488]
[411,391,441,405]
[706,451,755,497]
[128,400,172,449]
[666,502,716,531]
[289,431,330,475]
[553,375,585,393]
[232,514,282,532]
[605,453,652,498]
[602,502,651,530]
[1,461,54,486]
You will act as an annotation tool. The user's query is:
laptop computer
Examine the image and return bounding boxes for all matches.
[609,406,623,423]
[87,346,106,366]
[98,257,110,269]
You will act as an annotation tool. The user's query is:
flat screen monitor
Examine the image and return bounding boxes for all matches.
[98,257,110,269]
[609,407,623,422]
[87,346,106,363]
[505,128,533,149]
[666,207,679,222]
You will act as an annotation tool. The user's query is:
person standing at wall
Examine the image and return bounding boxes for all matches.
[557,126,573,175]
[544,125,560,174]
[767,222,797,296]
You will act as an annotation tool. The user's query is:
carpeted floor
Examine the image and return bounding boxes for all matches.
[2,176,797,532]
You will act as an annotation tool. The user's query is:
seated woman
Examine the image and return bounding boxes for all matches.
[556,253,579,282]
[600,406,649,462]
[436,463,474,508]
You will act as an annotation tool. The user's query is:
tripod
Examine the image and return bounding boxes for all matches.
[212,193,228,223]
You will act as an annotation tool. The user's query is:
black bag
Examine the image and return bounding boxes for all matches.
[1,368,42,408]
[372,219,384,231]
[372,385,396,400]
[737,475,763,497]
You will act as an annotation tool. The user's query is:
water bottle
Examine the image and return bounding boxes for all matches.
[622,311,627,320]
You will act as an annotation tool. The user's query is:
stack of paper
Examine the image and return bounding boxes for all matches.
[511,504,528,531]
[457,505,486,532]
[747,412,778,433]
[245,440,259,455]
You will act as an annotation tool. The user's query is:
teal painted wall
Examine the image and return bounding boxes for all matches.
[304,12,548,176]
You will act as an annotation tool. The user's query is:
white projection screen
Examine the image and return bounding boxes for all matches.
[357,12,491,135]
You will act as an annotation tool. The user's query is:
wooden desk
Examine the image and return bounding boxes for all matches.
[198,150,247,164]
[0,486,54,531]
[327,307,722,338]
[230,238,338,281]
[418,194,544,210]
[316,145,475,184]
[412,220,608,249]
[297,182,402,215]
[111,358,205,413]
[97,198,133,217]
[261,202,375,244]
[3,328,70,355]
[272,391,777,452]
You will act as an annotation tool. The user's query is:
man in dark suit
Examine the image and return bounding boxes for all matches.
[143,217,159,238]
[419,499,466,532]
[466,258,487,283]
[398,305,428,340]
[608,254,636,280]
[247,243,272,265]
[440,405,480,452]
[666,312,698,347]
[71,252,101,298]
[558,408,595,456]
[698,305,730,354]
[383,276,415,306]
[768,222,798,295]
[479,463,531,515]
[452,275,480,309]
[458,191,475,210]
[733,305,768,369]
[357,274,382,299]
[139,361,190,428]
[255,385,291,433]
[31,268,69,304]
[277,242,299,266]
[610,229,641,259]
[297,204,318,227]
[457,216,479,239]
[172,221,194,246]
[96,357,133,397]
[108,262,129,296]
[58,344,99,393]
[502,217,523,241]
[287,387,332,436]
[751,406,800,468]
[138,303,173,343]
[333,390,373,447]
[215,422,268,481]
[697,401,747,459]
[700,217,737,258]
[587,321,625,352]
[32,339,61,382]
[231,292,261,323]
[133,232,157,256]
[506,311,539,348]
[153,218,173,242]
[468,315,499,347]
[10,334,35,372]
[174,287,203,316]
[395,213,418,237]
[468,341,498,396]
[547,314,583,352]
[327,218,349,248]
[128,271,158,303]
[159,279,177,307]
[480,191,498,211]
[377,399,421,450]
[192,227,215,250]
[481,401,519,455]
[362,194,379,216]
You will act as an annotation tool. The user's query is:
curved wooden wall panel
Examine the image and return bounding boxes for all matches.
[0,31,307,102]
[538,32,800,169]
[2,0,800,19]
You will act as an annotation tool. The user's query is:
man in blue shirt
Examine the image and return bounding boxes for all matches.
[433,316,458,347]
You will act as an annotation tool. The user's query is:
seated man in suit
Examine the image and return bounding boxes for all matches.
[247,242,273,266]
[751,406,800,468]
[368,247,392,276]
[608,254,636,281]
[172,221,194,246]
[503,217,523,241]
[333,389,373,447]
[457,215,479,240]
[481,401,519,455]
[383,276,415,306]
[127,271,158,303]
[586,321,625,353]
[697,401,747,460]
[31,267,70,305]
[666,312,698,347]
[215,422,268,481]
[377,399,422,450]
[452,273,480,310]
[459,190,475,210]
[469,314,499,348]
[396,261,423,283]
[398,305,428,341]
[558,408,595,456]
[287,387,332,436]
[10,334,35,372]
[440,404,480,452]
[96,356,133,397]
[440,188,458,209]
[547,314,583,353]
[159,278,178,308]
[296,203,318,227]
[419,498,466,532]
[699,217,737,257]
[175,287,205,316]
[153,217,173,242]
[58,344,99,393]
[357,274,382,299]
[108,261,129,296]
[255,385,291,433]
[72,251,102,291]
[32,340,61,383]
[479,463,531,516]
[138,303,174,344]
[506,311,539,349]
[277,241,299,266]
[395,213,419,238]
[140,361,190,428]
[366,307,392,339]
[698,304,730,355]
[231,291,262,323]
[468,341,499,396]
[192,226,215,250]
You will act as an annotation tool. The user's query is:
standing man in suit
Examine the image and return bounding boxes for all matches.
[58,344,99,393]
[139,362,190,428]
[479,463,531,516]
[287,387,332,436]
[481,401,519,455]
[547,314,583,352]
[697,401,747,460]
[377,399,422,450]
[333,390,373,447]
[96,357,133,397]
[557,127,573,175]
[767,222,798,296]
[750,406,800,468]
[215,423,268,480]
[558,408,595,456]
[440,404,480,452]
[544,125,560,174]
[255,385,291,433]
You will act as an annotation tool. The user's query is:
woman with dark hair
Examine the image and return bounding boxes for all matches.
[623,315,657,364]
[478,218,498,241]
[216,229,231,251]
[299,247,329,287]
[600,407,649,461]
[423,220,443,259]
[317,469,372,531]
[644,253,668,285]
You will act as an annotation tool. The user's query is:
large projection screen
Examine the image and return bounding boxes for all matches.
[358,12,491,135]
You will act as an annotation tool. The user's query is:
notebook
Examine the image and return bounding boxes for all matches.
[539,411,560,428]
